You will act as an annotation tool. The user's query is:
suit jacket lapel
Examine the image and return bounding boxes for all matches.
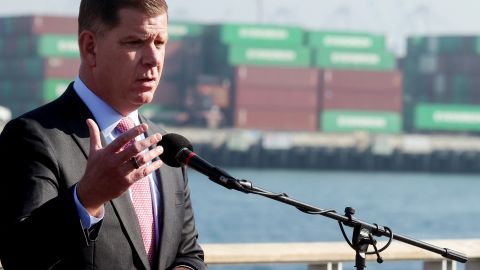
[59,85,94,159]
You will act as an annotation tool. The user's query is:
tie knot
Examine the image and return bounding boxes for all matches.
[116,117,135,134]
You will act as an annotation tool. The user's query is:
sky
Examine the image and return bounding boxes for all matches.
[1,0,479,55]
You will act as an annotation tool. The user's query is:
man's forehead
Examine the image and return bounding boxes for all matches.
[117,8,168,29]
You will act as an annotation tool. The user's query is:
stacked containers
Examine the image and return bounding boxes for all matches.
[404,36,480,132]
[234,66,321,131]
[141,22,206,125]
[0,16,79,117]
[205,23,309,75]
[307,31,402,133]
[206,23,319,131]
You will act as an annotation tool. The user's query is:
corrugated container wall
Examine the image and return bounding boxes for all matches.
[149,22,209,126]
[204,23,309,76]
[320,110,402,134]
[318,69,404,133]
[404,35,480,132]
[0,16,79,117]
[306,31,396,71]
[414,104,480,131]
[233,66,321,131]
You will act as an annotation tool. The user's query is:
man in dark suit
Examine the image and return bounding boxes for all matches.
[0,0,207,269]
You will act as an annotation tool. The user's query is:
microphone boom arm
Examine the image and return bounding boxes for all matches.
[213,176,468,264]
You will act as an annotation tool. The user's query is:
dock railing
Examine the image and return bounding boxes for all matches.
[202,239,480,270]
[0,239,477,269]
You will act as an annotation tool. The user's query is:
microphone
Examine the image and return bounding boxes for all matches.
[159,133,245,191]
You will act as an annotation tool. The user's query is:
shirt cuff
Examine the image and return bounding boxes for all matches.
[73,184,104,229]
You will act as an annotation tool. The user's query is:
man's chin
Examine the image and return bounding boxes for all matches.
[136,94,155,106]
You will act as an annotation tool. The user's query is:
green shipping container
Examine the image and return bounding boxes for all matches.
[0,81,14,101]
[313,49,395,71]
[0,57,79,79]
[307,31,386,51]
[42,79,71,101]
[168,22,205,41]
[219,24,304,46]
[415,103,480,131]
[227,45,311,67]
[0,17,15,35]
[0,35,79,58]
[407,36,479,55]
[0,79,70,102]
[476,37,480,54]
[321,110,402,133]
[139,104,184,125]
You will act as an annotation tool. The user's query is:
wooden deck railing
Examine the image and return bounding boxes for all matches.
[202,239,480,270]
[0,239,478,269]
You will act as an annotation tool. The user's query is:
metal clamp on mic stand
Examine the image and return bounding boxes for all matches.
[341,207,388,270]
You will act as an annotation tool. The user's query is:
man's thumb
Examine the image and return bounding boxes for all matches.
[86,119,102,152]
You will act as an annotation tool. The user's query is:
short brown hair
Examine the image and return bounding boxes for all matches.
[78,0,168,34]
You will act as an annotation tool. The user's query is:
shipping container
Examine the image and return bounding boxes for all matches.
[139,104,186,126]
[236,85,319,110]
[312,49,395,71]
[404,53,480,75]
[404,73,480,105]
[321,69,403,90]
[407,36,480,55]
[217,23,304,46]
[0,15,77,36]
[414,103,480,131]
[168,22,206,41]
[235,66,320,88]
[163,40,184,78]
[0,34,79,58]
[152,80,183,107]
[0,79,71,102]
[307,31,386,51]
[227,45,311,67]
[163,37,205,82]
[195,77,231,108]
[235,107,318,131]
[0,57,79,79]
[321,88,403,112]
[320,110,402,133]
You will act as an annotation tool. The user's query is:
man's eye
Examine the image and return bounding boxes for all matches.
[126,40,143,46]
[154,41,165,48]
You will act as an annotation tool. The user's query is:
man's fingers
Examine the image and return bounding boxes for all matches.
[110,123,148,152]
[118,133,162,163]
[86,119,102,152]
[130,145,164,170]
[135,160,163,179]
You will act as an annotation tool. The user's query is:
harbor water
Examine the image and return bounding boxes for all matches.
[188,169,480,270]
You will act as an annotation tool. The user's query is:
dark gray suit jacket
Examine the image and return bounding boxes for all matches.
[0,84,207,270]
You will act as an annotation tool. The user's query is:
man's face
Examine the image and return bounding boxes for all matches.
[92,8,168,115]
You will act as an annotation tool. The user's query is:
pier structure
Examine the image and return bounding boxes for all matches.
[171,127,480,173]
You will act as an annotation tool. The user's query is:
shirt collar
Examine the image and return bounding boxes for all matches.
[73,76,140,137]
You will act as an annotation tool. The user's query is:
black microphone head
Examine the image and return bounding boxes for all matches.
[159,133,194,167]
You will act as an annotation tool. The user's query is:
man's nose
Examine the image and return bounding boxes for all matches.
[142,43,163,68]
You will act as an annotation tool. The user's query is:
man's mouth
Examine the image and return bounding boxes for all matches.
[138,77,156,82]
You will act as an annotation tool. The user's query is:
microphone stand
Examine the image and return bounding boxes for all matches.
[212,175,468,269]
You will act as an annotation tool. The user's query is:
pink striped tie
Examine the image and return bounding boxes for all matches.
[116,117,156,266]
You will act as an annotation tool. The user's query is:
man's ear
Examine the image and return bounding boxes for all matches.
[78,31,97,67]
